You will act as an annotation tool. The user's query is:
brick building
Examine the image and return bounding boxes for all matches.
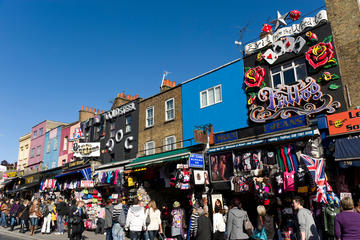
[325,0,360,108]
[138,79,183,156]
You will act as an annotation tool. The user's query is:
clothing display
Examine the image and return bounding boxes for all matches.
[324,206,340,237]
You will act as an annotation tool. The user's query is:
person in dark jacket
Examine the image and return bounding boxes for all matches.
[9,199,21,231]
[55,197,68,235]
[68,199,77,238]
[104,199,113,240]
[196,208,212,240]
[70,200,88,240]
[256,205,275,240]
[18,199,30,233]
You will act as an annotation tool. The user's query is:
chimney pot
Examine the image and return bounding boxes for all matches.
[85,106,89,111]
[81,105,84,110]
[94,108,96,113]
[117,93,120,97]
[136,94,139,98]
[101,110,103,114]
[90,107,93,112]
[97,110,100,114]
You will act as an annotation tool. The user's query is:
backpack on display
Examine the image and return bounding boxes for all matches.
[283,171,295,192]
[118,208,127,227]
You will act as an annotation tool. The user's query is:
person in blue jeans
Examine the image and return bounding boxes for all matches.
[55,197,68,235]
[1,199,10,228]
[9,199,21,231]
[29,199,41,236]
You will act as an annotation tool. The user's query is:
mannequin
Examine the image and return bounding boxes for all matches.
[324,202,340,240]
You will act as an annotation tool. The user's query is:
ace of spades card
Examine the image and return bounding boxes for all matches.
[272,40,286,56]
[293,36,306,54]
[263,49,278,65]
[283,37,295,53]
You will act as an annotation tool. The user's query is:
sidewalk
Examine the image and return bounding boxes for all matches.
[0,225,107,240]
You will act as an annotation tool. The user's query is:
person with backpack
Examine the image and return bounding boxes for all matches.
[18,199,30,233]
[125,197,146,240]
[96,202,106,235]
[146,200,162,240]
[55,196,68,235]
[41,200,53,234]
[112,198,126,240]
[67,199,77,238]
[70,200,88,240]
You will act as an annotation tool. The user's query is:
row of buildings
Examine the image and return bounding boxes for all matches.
[5,3,360,206]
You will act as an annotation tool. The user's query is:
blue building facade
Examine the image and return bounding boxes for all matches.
[181,59,249,144]
[42,126,61,170]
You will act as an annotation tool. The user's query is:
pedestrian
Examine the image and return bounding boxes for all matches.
[55,196,68,235]
[70,200,88,240]
[355,200,360,214]
[105,199,114,240]
[196,208,212,240]
[334,197,360,240]
[0,198,10,227]
[51,200,57,232]
[189,206,199,240]
[292,196,319,240]
[41,200,53,234]
[112,198,125,240]
[213,203,226,240]
[18,199,30,233]
[96,202,105,235]
[29,199,42,236]
[160,204,170,237]
[125,197,146,240]
[146,200,162,240]
[170,201,185,240]
[255,205,275,240]
[68,199,77,238]
[9,198,21,231]
[227,198,250,240]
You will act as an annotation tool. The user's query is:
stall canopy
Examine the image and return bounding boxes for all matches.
[126,148,192,169]
[335,136,360,161]
[55,167,92,180]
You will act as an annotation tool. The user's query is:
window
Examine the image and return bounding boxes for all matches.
[110,122,116,138]
[46,140,50,153]
[200,85,222,108]
[39,128,43,136]
[125,115,132,133]
[51,162,56,168]
[53,138,58,151]
[33,130,37,139]
[36,146,41,156]
[270,59,307,87]
[31,148,35,158]
[164,135,176,151]
[63,137,68,151]
[146,106,154,128]
[145,141,155,155]
[165,98,175,121]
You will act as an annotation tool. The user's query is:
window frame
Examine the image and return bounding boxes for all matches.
[270,58,307,88]
[144,141,155,156]
[165,98,175,121]
[31,148,35,158]
[200,84,222,108]
[63,136,68,151]
[33,130,37,139]
[146,106,154,128]
[39,128,43,136]
[46,140,51,153]
[36,146,41,156]
[53,138,58,151]
[164,135,176,151]
[125,115,132,133]
[110,121,116,138]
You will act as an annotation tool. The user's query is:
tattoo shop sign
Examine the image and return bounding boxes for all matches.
[245,10,328,55]
[249,77,341,123]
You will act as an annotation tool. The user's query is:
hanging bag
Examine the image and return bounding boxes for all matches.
[252,216,267,240]
[244,212,254,236]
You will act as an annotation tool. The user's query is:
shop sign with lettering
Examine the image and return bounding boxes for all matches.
[6,172,17,178]
[189,153,205,168]
[73,143,100,157]
[214,131,238,144]
[106,129,134,152]
[63,160,85,169]
[327,110,360,136]
[104,102,136,120]
[249,77,341,123]
[265,115,307,133]
[25,176,34,184]
[194,129,208,144]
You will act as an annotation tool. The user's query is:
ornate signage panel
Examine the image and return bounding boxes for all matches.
[249,77,341,123]
[73,143,100,157]
[327,110,360,136]
[264,115,307,133]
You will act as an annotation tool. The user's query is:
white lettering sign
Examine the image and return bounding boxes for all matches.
[104,102,136,120]
[106,129,134,152]
[245,10,328,55]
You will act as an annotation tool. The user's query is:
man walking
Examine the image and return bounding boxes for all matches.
[292,196,319,240]
[55,197,68,235]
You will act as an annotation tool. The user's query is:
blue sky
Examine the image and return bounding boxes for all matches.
[0,0,324,163]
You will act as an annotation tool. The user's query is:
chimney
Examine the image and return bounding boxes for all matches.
[79,105,96,122]
[111,92,138,109]
[161,79,176,92]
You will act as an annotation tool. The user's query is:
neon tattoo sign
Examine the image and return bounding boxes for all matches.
[249,77,341,123]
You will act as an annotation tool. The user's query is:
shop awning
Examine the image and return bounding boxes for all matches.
[335,136,360,161]
[55,167,92,180]
[126,148,191,169]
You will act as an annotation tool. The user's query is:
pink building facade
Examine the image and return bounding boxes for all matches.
[27,121,47,171]
[58,122,80,166]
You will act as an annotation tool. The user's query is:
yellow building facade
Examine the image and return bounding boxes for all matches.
[17,133,31,171]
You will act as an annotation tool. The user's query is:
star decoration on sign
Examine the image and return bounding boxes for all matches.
[270,11,289,31]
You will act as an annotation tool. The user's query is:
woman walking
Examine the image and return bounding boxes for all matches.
[1,199,10,228]
[334,197,360,240]
[9,199,21,231]
[213,203,226,240]
[29,199,42,236]
[147,200,162,240]
[255,205,275,240]
[18,199,30,233]
[41,200,53,234]
[70,200,88,240]
[227,198,250,240]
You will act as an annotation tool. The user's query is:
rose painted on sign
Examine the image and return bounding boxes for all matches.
[305,42,335,69]
[318,72,339,83]
[244,66,265,88]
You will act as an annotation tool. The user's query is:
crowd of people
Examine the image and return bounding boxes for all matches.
[1,194,360,240]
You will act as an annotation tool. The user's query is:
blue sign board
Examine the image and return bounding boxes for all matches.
[265,115,307,133]
[209,129,315,153]
[214,131,238,144]
[189,153,205,168]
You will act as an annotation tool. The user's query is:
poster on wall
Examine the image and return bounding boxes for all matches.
[211,194,223,213]
[210,152,233,182]
[193,170,210,185]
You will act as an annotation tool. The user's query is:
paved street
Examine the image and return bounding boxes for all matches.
[0,225,107,240]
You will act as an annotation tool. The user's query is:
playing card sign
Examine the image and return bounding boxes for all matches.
[283,37,295,53]
[293,36,306,54]
[263,49,278,65]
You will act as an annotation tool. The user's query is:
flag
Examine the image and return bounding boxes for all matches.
[300,154,328,204]
[73,127,83,140]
